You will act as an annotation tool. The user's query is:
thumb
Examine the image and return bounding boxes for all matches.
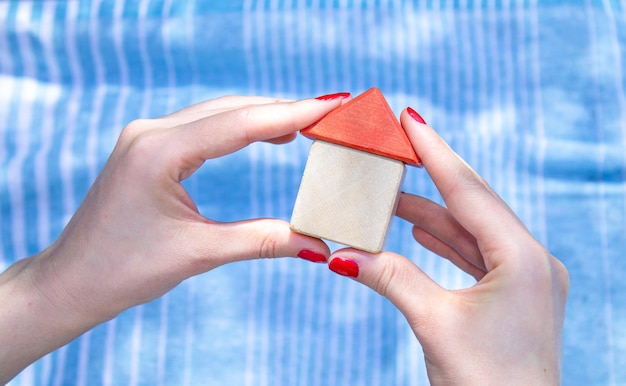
[192,218,331,269]
[328,249,446,324]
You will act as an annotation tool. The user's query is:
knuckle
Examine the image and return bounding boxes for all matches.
[126,130,160,159]
[121,118,154,140]
[371,260,401,298]
[118,119,163,154]
[115,120,169,173]
[232,108,255,144]
[257,232,279,259]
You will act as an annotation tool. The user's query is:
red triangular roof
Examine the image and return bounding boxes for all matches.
[301,88,419,165]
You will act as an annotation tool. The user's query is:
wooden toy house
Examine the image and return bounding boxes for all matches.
[290,88,419,253]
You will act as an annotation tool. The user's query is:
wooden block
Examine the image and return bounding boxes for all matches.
[290,140,405,253]
[301,88,420,166]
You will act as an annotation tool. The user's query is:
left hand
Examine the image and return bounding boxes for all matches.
[0,95,344,383]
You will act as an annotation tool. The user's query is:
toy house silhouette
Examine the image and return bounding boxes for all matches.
[290,88,418,253]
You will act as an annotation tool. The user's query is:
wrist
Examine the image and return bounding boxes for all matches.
[0,241,119,381]
[425,351,561,386]
[0,250,98,382]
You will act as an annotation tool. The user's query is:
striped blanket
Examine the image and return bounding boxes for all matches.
[1,1,624,385]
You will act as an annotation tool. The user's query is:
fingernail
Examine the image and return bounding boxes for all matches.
[315,92,351,101]
[407,107,427,124]
[329,257,359,277]
[297,249,327,263]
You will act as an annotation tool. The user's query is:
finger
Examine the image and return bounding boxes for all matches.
[327,249,447,329]
[159,97,294,128]
[173,98,345,161]
[263,132,297,145]
[396,193,486,274]
[411,226,485,281]
[186,219,331,270]
[401,109,534,265]
[163,96,293,119]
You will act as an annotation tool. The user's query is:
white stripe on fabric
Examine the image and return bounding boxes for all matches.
[268,0,283,94]
[76,331,92,386]
[138,0,153,119]
[310,2,324,94]
[59,0,80,228]
[529,0,547,244]
[111,0,130,145]
[157,294,169,386]
[0,6,13,272]
[602,0,626,248]
[243,0,256,97]
[162,0,177,109]
[485,1,499,197]
[500,1,519,217]
[182,277,196,386]
[102,320,117,386]
[129,306,144,386]
[369,3,382,90]
[622,0,626,228]
[52,346,67,386]
[86,0,105,186]
[6,0,32,268]
[35,0,60,262]
[474,1,490,186]
[256,1,270,94]
[586,2,616,384]
[515,1,532,230]
[295,0,310,97]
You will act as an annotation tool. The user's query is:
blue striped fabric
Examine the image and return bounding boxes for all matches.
[1,0,625,384]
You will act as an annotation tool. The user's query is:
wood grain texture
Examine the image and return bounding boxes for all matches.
[301,87,419,165]
[290,140,405,253]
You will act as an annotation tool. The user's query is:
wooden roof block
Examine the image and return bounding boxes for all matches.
[301,88,419,165]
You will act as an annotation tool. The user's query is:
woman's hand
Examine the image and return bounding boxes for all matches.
[0,95,346,383]
[327,108,570,385]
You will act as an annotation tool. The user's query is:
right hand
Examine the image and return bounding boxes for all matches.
[327,108,570,385]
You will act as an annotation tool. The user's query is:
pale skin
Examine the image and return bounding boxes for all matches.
[0,95,568,385]
[0,96,340,383]
[328,109,570,385]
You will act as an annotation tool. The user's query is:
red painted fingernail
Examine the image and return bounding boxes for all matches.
[329,257,359,277]
[315,92,351,101]
[407,107,427,124]
[297,249,327,263]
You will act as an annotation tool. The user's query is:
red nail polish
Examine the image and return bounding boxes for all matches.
[407,107,427,124]
[297,249,327,263]
[329,257,359,277]
[315,92,351,101]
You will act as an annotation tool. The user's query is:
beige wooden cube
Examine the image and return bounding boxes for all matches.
[290,140,405,253]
